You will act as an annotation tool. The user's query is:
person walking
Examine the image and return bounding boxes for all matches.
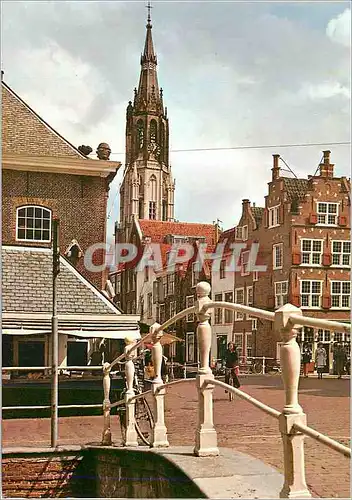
[301,343,312,378]
[224,342,240,391]
[315,343,327,379]
[334,342,347,379]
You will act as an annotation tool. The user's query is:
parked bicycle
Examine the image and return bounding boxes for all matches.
[116,357,154,446]
[238,359,263,375]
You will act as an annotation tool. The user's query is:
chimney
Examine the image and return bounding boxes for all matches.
[319,150,334,178]
[272,154,280,181]
[242,199,251,215]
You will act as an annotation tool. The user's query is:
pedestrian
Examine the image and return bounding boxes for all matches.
[301,343,312,378]
[224,342,240,391]
[334,342,347,379]
[315,343,327,379]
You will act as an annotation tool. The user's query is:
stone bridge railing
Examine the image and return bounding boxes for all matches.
[102,282,351,499]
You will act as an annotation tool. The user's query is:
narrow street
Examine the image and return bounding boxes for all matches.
[3,375,350,498]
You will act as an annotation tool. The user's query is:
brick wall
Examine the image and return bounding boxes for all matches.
[2,452,87,498]
[2,169,109,289]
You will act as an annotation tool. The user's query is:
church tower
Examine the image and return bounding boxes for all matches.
[119,7,175,238]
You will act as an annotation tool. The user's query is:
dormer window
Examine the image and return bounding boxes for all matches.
[16,206,51,242]
[268,205,280,228]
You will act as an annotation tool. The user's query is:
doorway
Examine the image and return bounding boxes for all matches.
[217,335,227,361]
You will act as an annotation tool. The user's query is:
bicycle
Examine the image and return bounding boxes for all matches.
[225,367,240,401]
[239,359,263,375]
[116,357,154,446]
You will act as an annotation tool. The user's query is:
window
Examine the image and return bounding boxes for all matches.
[317,202,338,225]
[16,206,51,242]
[153,281,158,303]
[246,286,253,319]
[144,266,148,282]
[268,205,280,228]
[240,250,250,276]
[234,334,243,357]
[224,292,233,323]
[186,333,195,362]
[235,288,244,320]
[214,293,223,324]
[274,281,288,308]
[147,293,152,317]
[300,280,322,308]
[159,304,165,323]
[170,300,176,318]
[130,271,136,291]
[317,329,331,342]
[332,241,351,266]
[192,262,199,287]
[162,276,167,299]
[252,318,258,331]
[334,332,344,342]
[253,270,259,282]
[273,243,283,270]
[331,281,350,309]
[246,333,252,358]
[220,259,226,279]
[186,295,195,322]
[301,239,323,265]
[167,273,175,295]
[116,275,121,295]
[149,201,156,220]
[236,226,248,241]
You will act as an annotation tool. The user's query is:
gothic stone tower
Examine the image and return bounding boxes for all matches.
[119,10,175,239]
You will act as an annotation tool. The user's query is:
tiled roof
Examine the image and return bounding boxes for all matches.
[251,206,265,227]
[138,220,217,245]
[2,246,119,315]
[1,81,85,158]
[283,177,310,201]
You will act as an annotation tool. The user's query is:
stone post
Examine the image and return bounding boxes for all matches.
[124,338,138,446]
[150,323,169,447]
[274,304,311,498]
[101,362,112,445]
[194,282,219,457]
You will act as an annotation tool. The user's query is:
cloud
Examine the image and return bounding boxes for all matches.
[326,8,351,47]
[2,1,350,234]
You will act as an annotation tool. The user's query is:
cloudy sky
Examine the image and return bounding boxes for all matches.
[2,1,350,239]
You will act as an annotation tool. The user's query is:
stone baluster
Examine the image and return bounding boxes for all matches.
[124,338,138,446]
[101,362,112,445]
[274,304,311,498]
[150,323,169,447]
[194,282,219,457]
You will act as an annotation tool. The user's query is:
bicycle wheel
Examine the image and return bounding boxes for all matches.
[253,362,263,375]
[135,397,154,446]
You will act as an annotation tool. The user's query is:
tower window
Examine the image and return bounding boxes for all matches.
[149,202,156,220]
[139,199,144,219]
[136,120,144,150]
[162,200,167,221]
[16,205,52,242]
[150,120,157,144]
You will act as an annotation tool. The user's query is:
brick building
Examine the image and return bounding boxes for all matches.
[2,79,121,290]
[1,77,140,368]
[112,219,218,363]
[212,151,351,373]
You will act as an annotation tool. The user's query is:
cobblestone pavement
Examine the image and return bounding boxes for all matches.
[2,375,350,498]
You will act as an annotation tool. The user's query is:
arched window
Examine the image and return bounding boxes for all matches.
[136,120,144,150]
[149,175,157,220]
[150,120,157,144]
[150,175,157,202]
[16,205,52,242]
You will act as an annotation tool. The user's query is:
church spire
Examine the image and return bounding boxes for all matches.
[134,2,163,114]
